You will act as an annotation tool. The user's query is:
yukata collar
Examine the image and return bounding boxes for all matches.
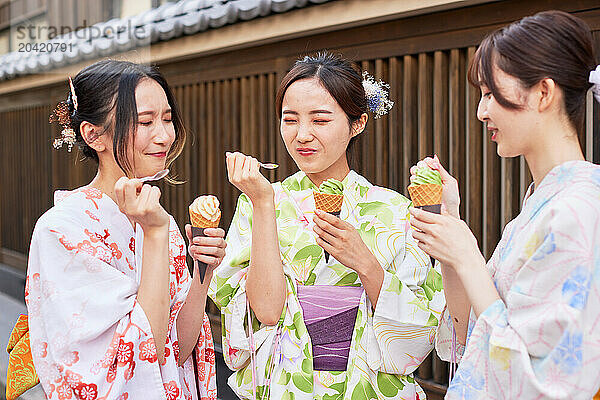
[53,185,135,233]
[522,160,591,207]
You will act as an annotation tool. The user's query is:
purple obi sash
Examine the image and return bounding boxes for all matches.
[297,284,364,371]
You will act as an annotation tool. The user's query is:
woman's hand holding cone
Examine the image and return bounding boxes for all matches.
[408,156,481,272]
[185,225,226,270]
[312,209,379,274]
[313,209,384,306]
[410,155,460,218]
[409,207,481,272]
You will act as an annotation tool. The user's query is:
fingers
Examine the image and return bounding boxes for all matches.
[313,221,337,245]
[137,183,152,205]
[232,152,246,183]
[241,155,252,181]
[191,253,223,266]
[137,185,162,217]
[435,162,451,181]
[426,154,454,184]
[248,157,260,176]
[114,177,128,207]
[114,176,147,211]
[191,235,227,248]
[189,243,225,258]
[410,155,455,183]
[226,151,244,183]
[315,236,334,254]
[226,152,265,187]
[189,237,226,266]
[422,157,436,168]
[409,207,444,224]
[150,185,162,204]
[203,227,226,238]
[414,234,433,256]
[314,209,345,228]
[185,224,193,242]
[188,229,227,264]
[241,155,260,181]
[313,211,345,236]
[123,178,143,204]
[411,229,430,245]
[226,152,235,182]
[409,214,433,233]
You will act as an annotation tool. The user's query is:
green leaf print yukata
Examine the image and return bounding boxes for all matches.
[208,171,446,399]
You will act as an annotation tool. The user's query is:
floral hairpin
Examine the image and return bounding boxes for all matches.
[362,71,394,118]
[49,78,78,151]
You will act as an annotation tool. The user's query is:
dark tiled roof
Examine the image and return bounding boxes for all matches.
[0,0,333,81]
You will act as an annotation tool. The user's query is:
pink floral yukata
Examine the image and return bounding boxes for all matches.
[26,187,217,400]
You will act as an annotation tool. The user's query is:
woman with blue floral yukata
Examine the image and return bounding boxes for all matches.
[409,10,600,399]
[206,52,445,399]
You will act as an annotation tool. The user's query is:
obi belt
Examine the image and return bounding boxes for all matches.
[297,284,364,371]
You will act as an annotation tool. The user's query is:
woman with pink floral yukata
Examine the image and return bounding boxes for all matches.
[26,60,226,400]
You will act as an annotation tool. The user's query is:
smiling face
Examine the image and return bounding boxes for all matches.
[280,77,365,184]
[129,78,175,178]
[477,66,539,158]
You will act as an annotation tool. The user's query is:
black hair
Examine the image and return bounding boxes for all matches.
[468,10,596,133]
[63,59,186,177]
[276,52,368,164]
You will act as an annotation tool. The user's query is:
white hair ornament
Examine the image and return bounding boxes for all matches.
[588,65,600,103]
[362,71,394,118]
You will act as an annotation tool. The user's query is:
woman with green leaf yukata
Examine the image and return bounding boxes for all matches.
[207,52,445,399]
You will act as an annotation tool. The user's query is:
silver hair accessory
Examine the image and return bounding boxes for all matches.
[589,65,600,103]
[362,71,394,118]
[69,76,78,110]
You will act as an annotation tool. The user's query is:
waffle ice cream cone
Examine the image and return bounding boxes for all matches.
[408,163,443,266]
[189,195,221,228]
[188,195,221,283]
[313,191,344,213]
[408,183,443,208]
[314,186,343,264]
[189,209,221,228]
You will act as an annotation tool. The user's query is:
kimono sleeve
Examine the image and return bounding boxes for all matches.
[207,194,279,371]
[367,204,446,375]
[447,192,600,399]
[26,213,166,399]
[435,218,515,363]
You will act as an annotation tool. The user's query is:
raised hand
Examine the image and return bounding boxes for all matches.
[114,176,170,234]
[226,152,274,205]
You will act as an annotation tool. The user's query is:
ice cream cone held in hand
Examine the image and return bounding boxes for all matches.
[314,179,344,262]
[189,195,221,228]
[313,179,344,213]
[408,162,443,214]
[189,195,221,283]
[408,157,444,266]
